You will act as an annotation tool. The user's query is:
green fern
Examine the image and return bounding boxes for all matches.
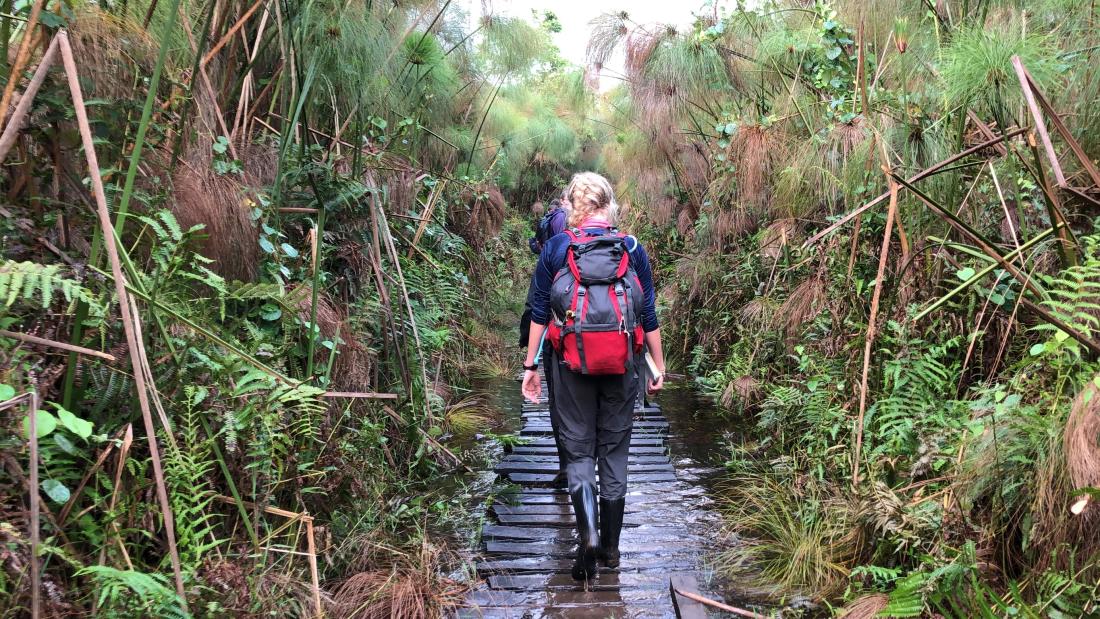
[1036,235,1100,347]
[880,571,928,617]
[0,260,104,315]
[165,386,224,571]
[76,566,189,619]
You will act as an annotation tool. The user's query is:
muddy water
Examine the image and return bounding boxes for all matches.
[439,378,754,617]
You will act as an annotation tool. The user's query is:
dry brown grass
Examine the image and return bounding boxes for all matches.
[330,538,465,619]
[289,285,374,390]
[68,7,155,100]
[1065,379,1100,494]
[453,184,506,246]
[677,208,696,238]
[171,155,260,282]
[733,124,789,208]
[779,272,826,340]
[707,208,753,249]
[740,296,778,330]
[652,195,679,227]
[838,593,889,618]
[720,375,761,409]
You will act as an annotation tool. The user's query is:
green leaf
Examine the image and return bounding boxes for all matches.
[1029,343,1046,356]
[260,304,282,321]
[724,122,737,135]
[0,384,15,401]
[54,433,79,455]
[41,479,71,504]
[955,267,976,281]
[280,243,300,258]
[259,237,276,254]
[24,410,58,438]
[825,46,843,60]
[57,407,93,440]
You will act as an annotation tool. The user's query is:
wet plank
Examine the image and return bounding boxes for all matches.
[477,556,699,575]
[508,471,678,484]
[495,461,675,474]
[464,388,721,618]
[487,571,675,591]
[485,540,701,556]
[497,454,671,464]
[514,435,660,446]
[511,445,667,455]
[494,513,643,527]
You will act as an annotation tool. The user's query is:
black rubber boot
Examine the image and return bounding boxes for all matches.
[569,484,600,580]
[552,470,567,489]
[599,497,625,569]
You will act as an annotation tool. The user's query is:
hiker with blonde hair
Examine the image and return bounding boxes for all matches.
[521,171,666,580]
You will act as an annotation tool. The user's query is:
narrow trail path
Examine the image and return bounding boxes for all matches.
[458,375,724,618]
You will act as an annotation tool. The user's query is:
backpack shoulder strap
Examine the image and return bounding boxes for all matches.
[623,234,639,253]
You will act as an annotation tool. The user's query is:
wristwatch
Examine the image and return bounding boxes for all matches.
[523,363,538,371]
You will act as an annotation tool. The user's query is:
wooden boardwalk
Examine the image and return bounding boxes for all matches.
[457,379,719,618]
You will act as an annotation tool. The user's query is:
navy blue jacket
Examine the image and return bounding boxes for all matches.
[528,227,659,332]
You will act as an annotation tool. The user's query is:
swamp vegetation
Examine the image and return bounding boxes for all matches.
[1,0,1099,616]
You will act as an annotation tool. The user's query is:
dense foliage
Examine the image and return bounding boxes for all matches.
[591,0,1100,615]
[0,1,585,616]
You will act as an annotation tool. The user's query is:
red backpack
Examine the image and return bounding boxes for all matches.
[547,228,645,375]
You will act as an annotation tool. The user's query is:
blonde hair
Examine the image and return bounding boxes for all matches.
[563,172,619,228]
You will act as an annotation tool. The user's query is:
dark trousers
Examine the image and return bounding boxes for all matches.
[549,356,640,500]
[543,345,565,475]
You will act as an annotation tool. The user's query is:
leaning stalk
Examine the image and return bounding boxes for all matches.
[112,0,185,237]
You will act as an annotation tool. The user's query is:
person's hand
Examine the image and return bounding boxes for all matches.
[522,369,542,403]
[647,372,665,394]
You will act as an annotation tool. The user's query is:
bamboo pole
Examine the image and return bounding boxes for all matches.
[408,180,447,258]
[200,0,266,68]
[0,329,116,361]
[1,392,41,618]
[0,0,45,129]
[672,588,765,619]
[57,31,188,606]
[853,164,899,487]
[1012,56,1065,186]
[27,391,40,619]
[306,519,322,618]
[0,34,58,162]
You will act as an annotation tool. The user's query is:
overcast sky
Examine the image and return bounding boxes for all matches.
[457,0,705,88]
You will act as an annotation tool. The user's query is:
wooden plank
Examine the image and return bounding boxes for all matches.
[488,572,673,591]
[497,454,671,465]
[494,513,642,527]
[481,525,575,540]
[670,574,708,619]
[518,437,664,446]
[507,472,678,485]
[511,445,667,455]
[485,540,698,556]
[482,524,691,541]
[491,502,661,516]
[495,462,674,474]
[478,556,698,574]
